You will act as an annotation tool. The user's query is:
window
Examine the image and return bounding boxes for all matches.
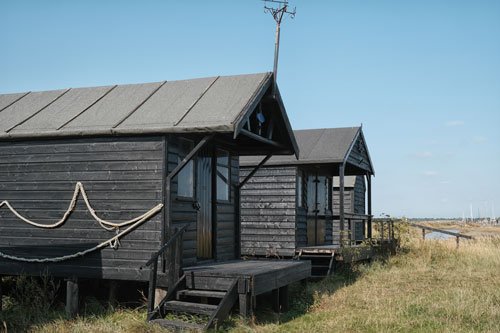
[216,150,230,201]
[176,139,194,198]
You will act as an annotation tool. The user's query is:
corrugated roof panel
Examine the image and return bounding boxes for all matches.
[118,77,216,129]
[178,73,269,129]
[62,82,162,130]
[0,92,27,111]
[0,90,66,133]
[11,86,113,133]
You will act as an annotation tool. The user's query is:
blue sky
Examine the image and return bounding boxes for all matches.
[1,0,499,218]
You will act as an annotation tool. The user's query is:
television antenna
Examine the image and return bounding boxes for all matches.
[263,0,296,94]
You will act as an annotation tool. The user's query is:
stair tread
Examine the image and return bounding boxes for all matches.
[165,300,218,315]
[150,319,205,330]
[178,289,226,298]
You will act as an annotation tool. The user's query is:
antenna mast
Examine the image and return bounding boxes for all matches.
[263,0,296,94]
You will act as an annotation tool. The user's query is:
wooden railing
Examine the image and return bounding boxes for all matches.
[410,223,474,248]
[142,223,191,319]
[335,213,372,245]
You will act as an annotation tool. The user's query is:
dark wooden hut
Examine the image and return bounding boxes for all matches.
[0,73,310,329]
[240,127,374,262]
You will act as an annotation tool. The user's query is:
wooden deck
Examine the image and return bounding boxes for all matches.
[183,259,311,316]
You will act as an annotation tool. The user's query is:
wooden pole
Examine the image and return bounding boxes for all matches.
[422,228,426,240]
[367,174,372,239]
[339,164,345,246]
[65,277,79,317]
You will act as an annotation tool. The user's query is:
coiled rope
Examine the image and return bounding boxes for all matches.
[0,182,163,263]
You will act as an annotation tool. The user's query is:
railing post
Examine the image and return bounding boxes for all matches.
[381,221,385,241]
[147,256,158,319]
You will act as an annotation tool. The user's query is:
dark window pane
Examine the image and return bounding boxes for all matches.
[216,150,230,201]
[176,139,194,198]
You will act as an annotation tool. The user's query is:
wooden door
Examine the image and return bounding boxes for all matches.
[196,148,213,259]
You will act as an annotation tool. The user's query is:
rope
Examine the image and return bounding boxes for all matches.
[0,206,161,263]
[0,182,162,230]
[0,182,164,263]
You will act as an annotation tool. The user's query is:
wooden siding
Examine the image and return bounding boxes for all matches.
[346,135,372,172]
[240,166,297,257]
[215,155,238,261]
[0,136,164,281]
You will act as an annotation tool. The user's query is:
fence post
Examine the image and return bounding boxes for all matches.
[422,228,426,240]
[456,236,460,249]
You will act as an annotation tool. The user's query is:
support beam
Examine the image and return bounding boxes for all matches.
[238,154,273,189]
[339,164,345,246]
[367,174,372,239]
[66,277,79,318]
[240,128,286,150]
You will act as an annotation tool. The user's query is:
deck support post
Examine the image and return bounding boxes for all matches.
[65,277,79,318]
[108,280,118,307]
[367,174,372,239]
[279,286,289,312]
[239,292,252,317]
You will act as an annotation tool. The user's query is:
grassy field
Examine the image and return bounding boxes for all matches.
[1,223,499,332]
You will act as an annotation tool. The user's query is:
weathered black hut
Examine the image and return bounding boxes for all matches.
[240,127,374,259]
[0,73,309,329]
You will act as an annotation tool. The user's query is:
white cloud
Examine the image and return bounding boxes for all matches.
[439,180,451,184]
[445,120,465,127]
[423,171,438,177]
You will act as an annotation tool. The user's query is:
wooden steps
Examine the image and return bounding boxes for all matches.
[164,300,218,315]
[149,275,238,331]
[298,251,335,278]
[177,289,226,299]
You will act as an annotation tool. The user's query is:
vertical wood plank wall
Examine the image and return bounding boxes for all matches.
[240,166,297,257]
[0,137,164,281]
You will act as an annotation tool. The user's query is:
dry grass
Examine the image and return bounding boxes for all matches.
[2,227,499,332]
[232,233,500,333]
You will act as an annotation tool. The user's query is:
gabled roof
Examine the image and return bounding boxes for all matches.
[0,73,298,156]
[241,127,374,174]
